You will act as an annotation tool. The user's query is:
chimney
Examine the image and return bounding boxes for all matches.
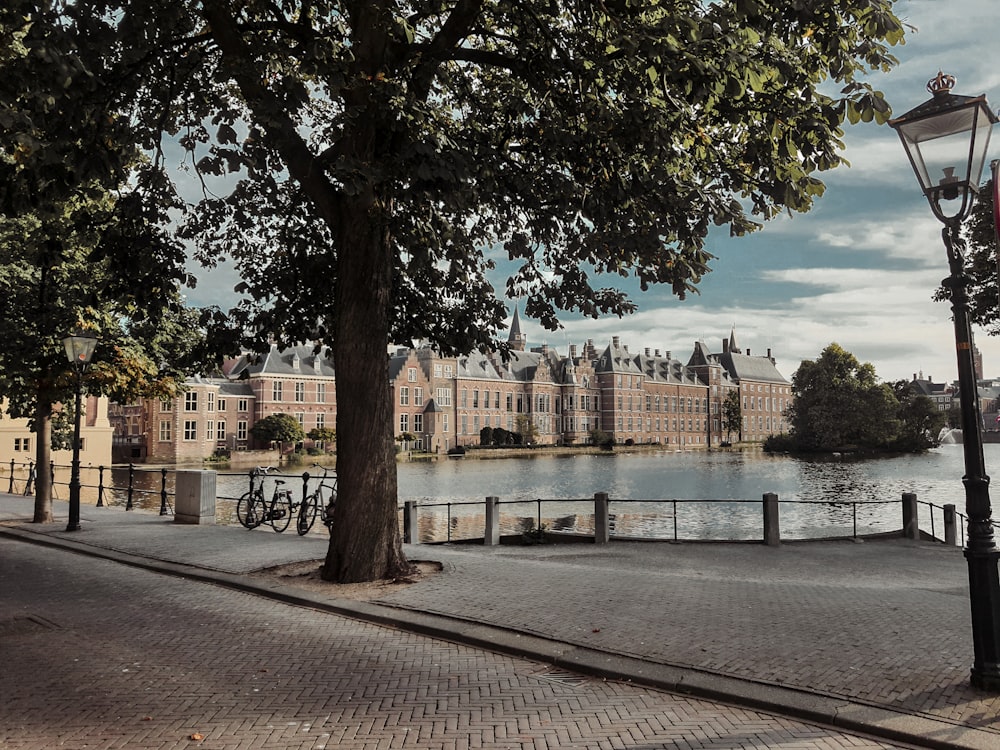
[746,348,750,355]
[645,348,651,356]
[612,336,620,348]
[655,349,660,357]
[569,344,577,358]
[722,339,729,354]
[767,348,772,359]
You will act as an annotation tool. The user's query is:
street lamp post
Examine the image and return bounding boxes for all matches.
[62,331,98,532]
[890,72,1000,691]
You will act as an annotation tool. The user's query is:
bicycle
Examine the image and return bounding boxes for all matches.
[296,464,337,535]
[236,467,293,533]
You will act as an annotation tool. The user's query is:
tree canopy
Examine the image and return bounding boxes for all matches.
[1,0,907,581]
[776,343,944,453]
[935,177,1000,334]
[251,413,306,446]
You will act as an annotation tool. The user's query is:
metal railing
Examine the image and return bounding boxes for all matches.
[400,494,979,546]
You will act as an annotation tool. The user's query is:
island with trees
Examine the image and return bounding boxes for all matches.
[766,344,946,455]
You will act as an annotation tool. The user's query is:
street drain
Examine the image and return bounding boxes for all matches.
[532,667,587,688]
[0,615,59,638]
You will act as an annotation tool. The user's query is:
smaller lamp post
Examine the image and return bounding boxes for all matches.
[890,72,1000,690]
[63,331,98,532]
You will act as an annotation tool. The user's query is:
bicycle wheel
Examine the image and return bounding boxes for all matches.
[297,495,319,536]
[270,493,292,533]
[236,492,263,529]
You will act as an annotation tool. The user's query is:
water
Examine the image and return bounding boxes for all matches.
[394,444,989,543]
[62,443,992,543]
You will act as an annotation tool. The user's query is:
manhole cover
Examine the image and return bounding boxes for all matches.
[0,615,58,638]
[532,667,587,688]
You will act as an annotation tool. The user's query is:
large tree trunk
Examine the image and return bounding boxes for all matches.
[32,398,53,523]
[322,193,410,583]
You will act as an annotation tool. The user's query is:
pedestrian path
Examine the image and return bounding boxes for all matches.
[2,492,999,749]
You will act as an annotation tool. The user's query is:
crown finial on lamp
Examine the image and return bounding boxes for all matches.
[927,71,956,96]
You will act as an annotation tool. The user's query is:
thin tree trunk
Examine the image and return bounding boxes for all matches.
[32,398,53,523]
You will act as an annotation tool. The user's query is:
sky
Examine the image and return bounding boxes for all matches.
[183,0,1000,386]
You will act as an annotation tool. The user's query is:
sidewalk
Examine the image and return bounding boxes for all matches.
[2,492,999,749]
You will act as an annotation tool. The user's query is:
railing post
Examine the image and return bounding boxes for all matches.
[25,462,34,495]
[159,468,169,515]
[403,500,418,544]
[484,496,500,546]
[7,459,13,493]
[126,463,135,511]
[902,492,919,540]
[97,465,105,507]
[595,492,610,544]
[944,503,958,546]
[763,492,780,546]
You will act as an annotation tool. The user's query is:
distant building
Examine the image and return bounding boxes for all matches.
[111,327,793,462]
[1,396,114,473]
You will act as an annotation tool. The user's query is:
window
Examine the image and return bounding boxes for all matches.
[408,367,417,382]
[442,414,449,432]
[272,382,283,401]
[414,387,423,406]
[183,420,197,441]
[207,392,216,412]
[13,437,29,452]
[295,382,305,402]
[435,387,452,406]
[461,389,468,407]
[295,412,305,427]
[218,421,227,440]
[317,383,326,403]
[237,421,248,440]
[414,414,423,432]
[400,387,409,405]
[161,399,173,412]
[237,398,248,412]
[473,390,479,408]
[206,421,215,441]
[434,364,442,377]
[185,392,198,411]
[494,391,500,409]
[444,365,453,378]
[400,414,409,432]
[316,413,325,429]
[159,421,172,442]
[218,398,227,411]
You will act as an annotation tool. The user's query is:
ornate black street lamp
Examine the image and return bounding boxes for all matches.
[62,331,98,532]
[890,72,1000,690]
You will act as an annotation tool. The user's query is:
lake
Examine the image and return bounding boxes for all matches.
[90,443,996,543]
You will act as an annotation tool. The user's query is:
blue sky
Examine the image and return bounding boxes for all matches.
[185,0,1000,385]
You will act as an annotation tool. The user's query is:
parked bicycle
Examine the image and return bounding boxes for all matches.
[297,464,337,535]
[236,467,293,533]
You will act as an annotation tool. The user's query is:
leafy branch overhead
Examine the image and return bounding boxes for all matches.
[124,0,905,350]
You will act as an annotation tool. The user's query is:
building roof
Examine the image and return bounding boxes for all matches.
[227,344,336,379]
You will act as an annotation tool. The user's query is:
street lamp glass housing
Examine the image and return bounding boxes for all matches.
[63,332,98,368]
[889,72,997,223]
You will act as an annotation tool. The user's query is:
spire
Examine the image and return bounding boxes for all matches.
[508,304,527,351]
[728,327,738,355]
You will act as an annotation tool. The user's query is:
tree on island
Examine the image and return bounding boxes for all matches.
[770,343,944,453]
[1,1,906,582]
[722,390,742,444]
[250,413,306,450]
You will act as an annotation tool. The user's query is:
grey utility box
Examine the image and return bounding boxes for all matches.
[174,470,217,525]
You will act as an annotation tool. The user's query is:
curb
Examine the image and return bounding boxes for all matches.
[1,524,996,750]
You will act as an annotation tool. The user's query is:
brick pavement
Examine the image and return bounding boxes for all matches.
[1,537,907,750]
[2,493,1000,748]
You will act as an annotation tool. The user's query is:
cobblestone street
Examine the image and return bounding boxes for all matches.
[1,538,910,749]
